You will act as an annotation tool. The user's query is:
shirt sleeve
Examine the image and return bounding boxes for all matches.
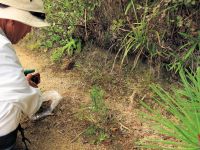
[0,41,42,118]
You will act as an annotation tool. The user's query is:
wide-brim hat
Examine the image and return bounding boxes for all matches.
[0,0,49,27]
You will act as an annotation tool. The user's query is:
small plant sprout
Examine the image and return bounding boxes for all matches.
[90,86,107,114]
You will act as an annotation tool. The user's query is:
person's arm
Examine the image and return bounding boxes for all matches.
[0,42,42,118]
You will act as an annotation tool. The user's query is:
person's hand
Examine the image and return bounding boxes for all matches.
[26,73,40,88]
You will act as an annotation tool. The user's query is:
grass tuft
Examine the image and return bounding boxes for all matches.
[139,67,200,149]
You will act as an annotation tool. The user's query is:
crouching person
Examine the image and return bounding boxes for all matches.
[0,0,49,149]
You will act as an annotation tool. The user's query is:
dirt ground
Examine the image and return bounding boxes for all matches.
[15,45,106,150]
[14,45,169,150]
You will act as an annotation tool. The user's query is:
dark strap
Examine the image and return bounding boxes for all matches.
[18,124,31,150]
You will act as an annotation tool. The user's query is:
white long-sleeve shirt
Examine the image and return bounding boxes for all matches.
[0,30,42,136]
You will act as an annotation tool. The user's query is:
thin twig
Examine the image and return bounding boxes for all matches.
[70,130,86,143]
[119,122,132,132]
[105,43,115,65]
[111,47,123,73]
[128,90,136,110]
[84,9,88,40]
[183,10,199,21]
[118,28,131,32]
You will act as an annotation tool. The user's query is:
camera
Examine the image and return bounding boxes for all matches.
[31,74,40,84]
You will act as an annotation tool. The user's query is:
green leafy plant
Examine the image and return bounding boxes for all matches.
[85,125,98,136]
[120,0,148,69]
[113,0,162,70]
[51,37,82,62]
[97,131,108,143]
[39,0,101,62]
[139,67,200,149]
[43,0,100,44]
[109,0,199,74]
[169,31,200,72]
[84,125,108,144]
[120,20,148,69]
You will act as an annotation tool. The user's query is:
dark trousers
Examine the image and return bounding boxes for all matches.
[0,127,18,150]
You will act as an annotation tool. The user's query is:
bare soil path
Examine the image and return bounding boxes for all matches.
[14,45,163,150]
[15,45,106,150]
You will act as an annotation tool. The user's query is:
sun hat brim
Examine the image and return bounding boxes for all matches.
[0,7,49,27]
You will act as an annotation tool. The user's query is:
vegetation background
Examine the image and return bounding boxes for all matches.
[26,0,200,73]
[23,0,200,149]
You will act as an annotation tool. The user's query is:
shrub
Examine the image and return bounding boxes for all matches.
[42,0,101,61]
